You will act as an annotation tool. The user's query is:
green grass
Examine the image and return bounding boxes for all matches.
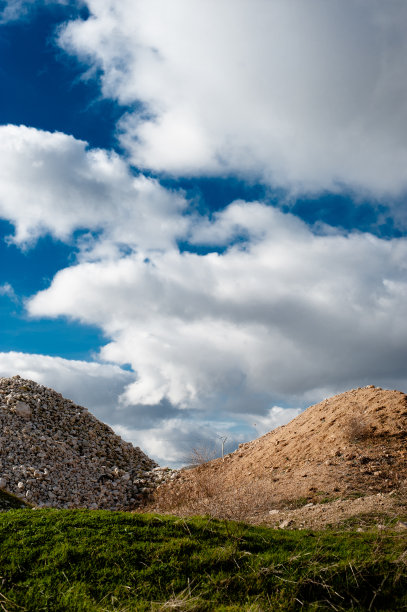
[0,510,406,611]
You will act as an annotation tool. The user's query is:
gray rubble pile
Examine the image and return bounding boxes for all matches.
[0,375,175,509]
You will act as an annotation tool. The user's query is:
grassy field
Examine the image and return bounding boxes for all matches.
[0,509,406,611]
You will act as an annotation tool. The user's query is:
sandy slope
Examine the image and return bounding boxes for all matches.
[151,386,407,527]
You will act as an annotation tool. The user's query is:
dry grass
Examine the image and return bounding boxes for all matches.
[345,414,373,442]
[150,388,407,527]
[151,583,202,611]
[151,466,276,522]
[183,446,217,467]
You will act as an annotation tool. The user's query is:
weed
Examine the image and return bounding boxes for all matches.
[152,468,278,522]
[318,496,340,505]
[183,446,217,468]
[283,497,310,510]
[345,414,373,442]
[151,582,203,611]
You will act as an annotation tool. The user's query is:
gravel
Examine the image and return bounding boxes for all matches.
[0,375,176,510]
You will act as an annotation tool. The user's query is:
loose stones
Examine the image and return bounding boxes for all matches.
[0,376,175,510]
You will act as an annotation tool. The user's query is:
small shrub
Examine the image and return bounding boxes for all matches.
[184,445,217,467]
[345,414,372,442]
[152,470,277,522]
[283,496,310,510]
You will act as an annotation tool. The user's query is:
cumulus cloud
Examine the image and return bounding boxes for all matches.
[0,282,17,301]
[0,0,40,21]
[0,127,313,465]
[114,419,240,467]
[27,203,407,413]
[0,350,134,415]
[0,125,187,250]
[4,1,407,466]
[249,406,303,438]
[0,0,69,22]
[0,351,247,465]
[59,0,407,198]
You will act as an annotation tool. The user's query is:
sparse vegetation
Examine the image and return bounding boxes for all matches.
[153,387,407,528]
[313,492,341,505]
[152,469,278,522]
[0,509,407,611]
[345,413,373,442]
[284,496,310,509]
[183,445,217,467]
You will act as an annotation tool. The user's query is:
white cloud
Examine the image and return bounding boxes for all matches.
[27,203,407,412]
[0,283,17,301]
[60,0,407,198]
[0,351,249,466]
[0,0,69,23]
[0,351,134,417]
[0,1,40,21]
[114,419,229,467]
[4,1,407,466]
[249,406,303,438]
[0,127,318,464]
[0,125,187,250]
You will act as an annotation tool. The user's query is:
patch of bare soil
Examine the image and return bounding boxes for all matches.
[265,492,407,531]
[149,386,407,528]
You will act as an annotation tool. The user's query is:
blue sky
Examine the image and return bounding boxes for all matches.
[1,0,407,466]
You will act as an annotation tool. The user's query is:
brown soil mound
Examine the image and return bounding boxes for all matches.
[150,386,407,527]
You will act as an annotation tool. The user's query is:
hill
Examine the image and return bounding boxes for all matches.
[151,386,407,527]
[0,375,173,509]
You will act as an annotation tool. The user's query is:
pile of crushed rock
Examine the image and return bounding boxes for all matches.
[0,375,175,509]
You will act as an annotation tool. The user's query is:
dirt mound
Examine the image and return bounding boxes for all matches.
[151,386,407,527]
[0,375,173,509]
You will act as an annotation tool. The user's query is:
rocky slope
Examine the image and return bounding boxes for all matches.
[0,376,174,509]
[151,386,407,526]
